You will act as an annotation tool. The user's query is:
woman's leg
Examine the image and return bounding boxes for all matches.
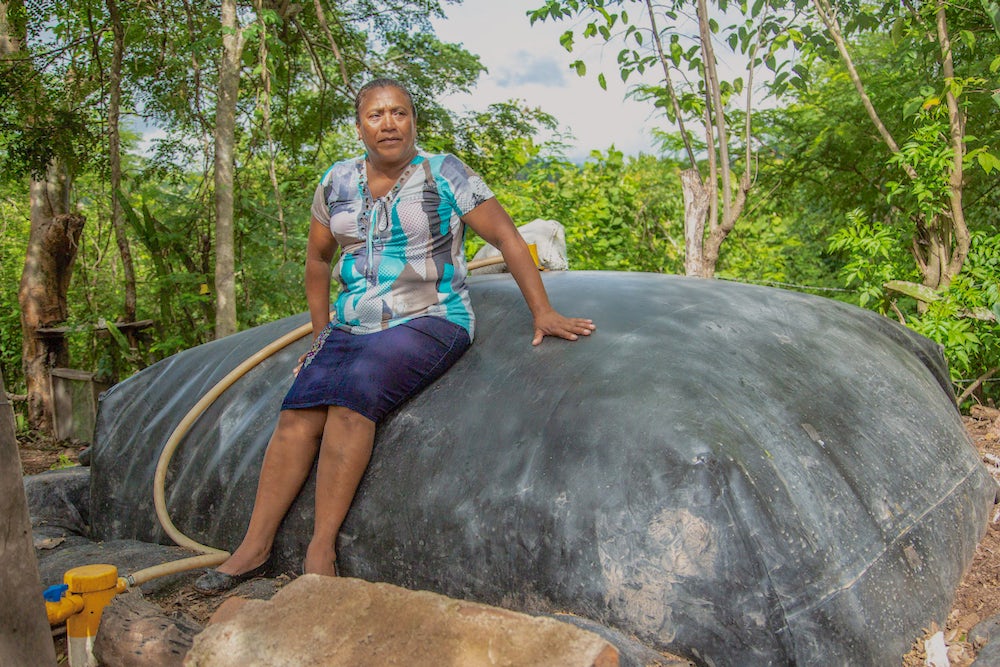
[215,406,328,575]
[303,405,376,576]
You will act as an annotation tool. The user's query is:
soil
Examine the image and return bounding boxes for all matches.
[17,430,86,477]
[18,415,1000,665]
[901,415,1000,667]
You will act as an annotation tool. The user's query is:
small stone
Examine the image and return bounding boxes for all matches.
[971,615,1000,649]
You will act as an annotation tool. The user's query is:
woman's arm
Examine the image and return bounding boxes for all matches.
[305,217,339,338]
[462,198,595,345]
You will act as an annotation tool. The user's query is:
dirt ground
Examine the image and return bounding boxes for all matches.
[18,415,1000,665]
[901,415,1000,666]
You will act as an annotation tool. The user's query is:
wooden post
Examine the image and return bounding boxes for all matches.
[0,370,58,666]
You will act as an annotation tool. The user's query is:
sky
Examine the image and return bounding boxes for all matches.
[429,0,665,162]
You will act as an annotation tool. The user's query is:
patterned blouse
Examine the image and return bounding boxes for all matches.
[311,151,494,339]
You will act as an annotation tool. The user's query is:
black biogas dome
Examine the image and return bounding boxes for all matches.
[91,271,995,666]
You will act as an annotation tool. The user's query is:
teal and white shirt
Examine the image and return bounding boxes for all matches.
[311,151,494,339]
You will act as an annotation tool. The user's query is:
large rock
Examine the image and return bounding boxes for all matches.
[24,467,90,538]
[185,574,619,667]
[91,271,996,666]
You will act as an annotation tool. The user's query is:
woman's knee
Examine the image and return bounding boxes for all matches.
[274,407,327,440]
[325,405,375,435]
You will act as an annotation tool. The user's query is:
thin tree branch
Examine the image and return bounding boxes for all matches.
[743,5,771,191]
[313,0,356,98]
[703,101,718,234]
[105,0,136,322]
[289,15,333,90]
[181,0,214,178]
[644,0,697,169]
[254,0,287,261]
[811,0,917,180]
[697,0,733,225]
[958,367,1000,405]
[889,300,906,325]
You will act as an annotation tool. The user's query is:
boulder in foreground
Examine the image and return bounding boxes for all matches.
[185,574,620,667]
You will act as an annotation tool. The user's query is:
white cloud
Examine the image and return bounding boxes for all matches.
[494,53,568,88]
[431,0,664,161]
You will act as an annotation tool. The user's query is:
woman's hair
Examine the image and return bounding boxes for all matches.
[354,78,416,122]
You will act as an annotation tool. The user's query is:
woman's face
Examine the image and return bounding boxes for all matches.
[356,85,417,167]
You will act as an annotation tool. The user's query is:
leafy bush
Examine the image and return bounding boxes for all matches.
[909,233,1000,400]
[829,213,1000,403]
[826,208,915,310]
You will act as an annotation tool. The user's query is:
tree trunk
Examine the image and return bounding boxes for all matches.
[935,2,969,290]
[681,168,713,278]
[19,166,85,433]
[0,370,58,667]
[705,171,751,271]
[5,0,84,433]
[106,0,137,324]
[213,0,244,339]
[0,0,21,54]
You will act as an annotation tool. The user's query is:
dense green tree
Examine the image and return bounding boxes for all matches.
[529,0,812,276]
[0,0,489,429]
[2,0,98,431]
[807,0,999,296]
[757,3,1000,400]
[4,0,998,421]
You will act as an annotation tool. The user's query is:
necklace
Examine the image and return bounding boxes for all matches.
[356,156,421,281]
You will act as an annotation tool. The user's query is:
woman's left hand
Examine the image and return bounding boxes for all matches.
[293,351,308,377]
[532,310,596,346]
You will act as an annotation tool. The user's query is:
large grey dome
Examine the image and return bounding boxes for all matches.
[92,271,994,666]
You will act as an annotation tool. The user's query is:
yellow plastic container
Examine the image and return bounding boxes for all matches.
[48,564,125,667]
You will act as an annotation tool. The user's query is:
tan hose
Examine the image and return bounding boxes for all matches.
[467,255,507,271]
[126,318,317,586]
[467,243,539,272]
[126,553,228,587]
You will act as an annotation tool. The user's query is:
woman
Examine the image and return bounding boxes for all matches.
[194,78,595,593]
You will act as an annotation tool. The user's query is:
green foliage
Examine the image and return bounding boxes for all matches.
[1,0,498,387]
[530,0,811,164]
[0,1,103,181]
[885,106,955,219]
[715,210,808,287]
[0,188,29,392]
[438,102,563,185]
[50,454,77,470]
[497,149,686,273]
[4,0,1000,411]
[912,233,1000,392]
[827,213,1000,400]
[826,209,914,310]
[440,119,688,274]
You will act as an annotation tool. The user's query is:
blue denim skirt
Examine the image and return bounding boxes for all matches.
[280,316,471,423]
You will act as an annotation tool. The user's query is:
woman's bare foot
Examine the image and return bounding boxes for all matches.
[303,540,338,576]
